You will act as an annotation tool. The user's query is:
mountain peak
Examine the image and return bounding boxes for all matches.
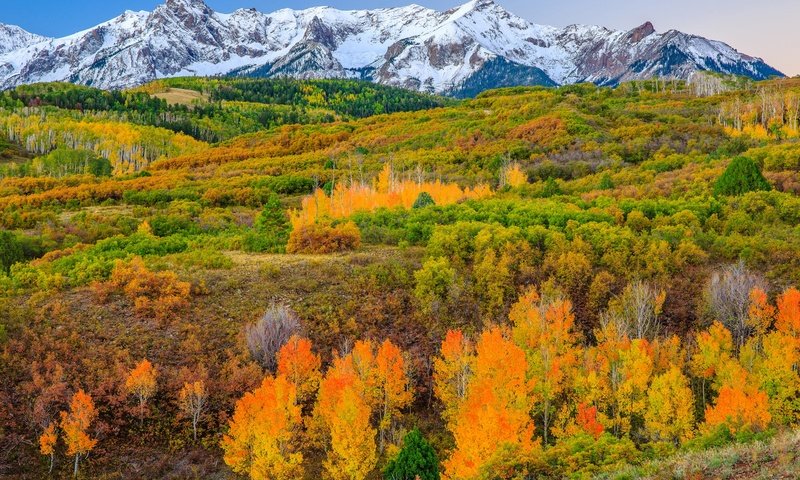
[162,0,211,13]
[627,21,656,42]
[466,0,497,9]
[449,0,498,16]
[0,23,49,54]
[165,0,208,6]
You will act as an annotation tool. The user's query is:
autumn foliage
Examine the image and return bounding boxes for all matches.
[276,336,322,404]
[9,78,800,479]
[39,423,57,472]
[59,390,98,477]
[286,221,362,254]
[222,375,304,480]
[178,380,208,441]
[125,359,158,421]
[442,326,535,479]
[290,164,493,229]
[704,385,771,434]
[96,256,190,322]
[286,164,491,253]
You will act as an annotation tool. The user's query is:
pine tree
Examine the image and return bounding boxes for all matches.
[245,192,290,253]
[384,428,440,480]
[412,192,435,209]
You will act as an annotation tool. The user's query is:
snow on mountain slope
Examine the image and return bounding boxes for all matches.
[0,24,49,55]
[0,0,783,94]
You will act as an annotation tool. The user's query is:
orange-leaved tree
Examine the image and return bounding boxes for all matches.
[746,287,800,425]
[443,326,536,480]
[277,335,322,406]
[575,402,604,440]
[374,339,412,451]
[704,383,771,434]
[221,375,304,480]
[125,359,158,424]
[510,287,581,446]
[39,422,57,473]
[775,287,800,336]
[314,353,377,480]
[60,389,97,478]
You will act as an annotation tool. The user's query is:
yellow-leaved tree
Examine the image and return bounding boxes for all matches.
[644,366,695,444]
[510,287,581,445]
[315,354,377,480]
[221,375,304,480]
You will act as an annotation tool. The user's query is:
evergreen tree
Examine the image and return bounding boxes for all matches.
[0,230,23,274]
[384,428,439,480]
[243,193,290,253]
[412,192,436,209]
[713,156,771,196]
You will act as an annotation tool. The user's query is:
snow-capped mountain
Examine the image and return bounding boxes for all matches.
[0,24,50,55]
[0,0,783,95]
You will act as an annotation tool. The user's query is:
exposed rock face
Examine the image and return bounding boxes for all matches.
[0,0,783,94]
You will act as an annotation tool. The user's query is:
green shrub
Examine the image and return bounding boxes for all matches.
[252,175,315,195]
[544,433,642,478]
[713,156,771,196]
[413,256,456,315]
[150,215,198,237]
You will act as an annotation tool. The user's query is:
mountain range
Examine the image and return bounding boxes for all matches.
[0,0,784,96]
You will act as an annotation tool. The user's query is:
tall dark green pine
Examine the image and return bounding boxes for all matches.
[713,156,772,196]
[384,429,439,480]
[243,192,290,253]
[256,193,289,233]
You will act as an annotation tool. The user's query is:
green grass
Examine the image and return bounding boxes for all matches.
[599,430,800,479]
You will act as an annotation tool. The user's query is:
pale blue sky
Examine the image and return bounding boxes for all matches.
[2,0,797,75]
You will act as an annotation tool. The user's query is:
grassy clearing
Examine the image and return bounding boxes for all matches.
[152,88,208,106]
[600,430,800,479]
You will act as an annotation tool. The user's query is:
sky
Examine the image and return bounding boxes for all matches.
[1,0,797,76]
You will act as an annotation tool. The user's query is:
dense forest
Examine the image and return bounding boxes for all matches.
[1,76,800,479]
[0,79,449,146]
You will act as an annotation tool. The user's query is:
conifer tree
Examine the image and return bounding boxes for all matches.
[384,428,439,480]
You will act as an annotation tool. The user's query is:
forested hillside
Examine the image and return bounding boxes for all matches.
[1,77,800,479]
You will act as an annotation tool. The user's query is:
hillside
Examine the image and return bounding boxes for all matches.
[1,77,800,478]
